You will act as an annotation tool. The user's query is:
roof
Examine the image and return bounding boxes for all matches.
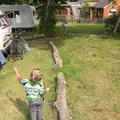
[92,0,109,8]
[35,4,44,9]
[61,0,110,8]
[84,0,99,2]
[78,0,84,3]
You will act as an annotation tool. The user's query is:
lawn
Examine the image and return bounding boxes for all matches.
[0,23,120,120]
[56,23,106,35]
[0,40,56,120]
[55,23,120,120]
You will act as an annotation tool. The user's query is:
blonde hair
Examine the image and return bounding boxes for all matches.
[30,68,43,82]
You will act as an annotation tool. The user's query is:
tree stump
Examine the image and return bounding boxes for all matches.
[54,72,70,120]
[49,41,63,69]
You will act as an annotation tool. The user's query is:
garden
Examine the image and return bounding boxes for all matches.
[0,23,120,120]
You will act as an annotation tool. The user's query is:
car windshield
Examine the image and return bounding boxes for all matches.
[0,15,10,27]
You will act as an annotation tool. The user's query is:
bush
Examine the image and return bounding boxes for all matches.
[39,16,56,37]
[104,15,120,31]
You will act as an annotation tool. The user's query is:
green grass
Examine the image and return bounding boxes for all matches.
[55,23,120,120]
[56,23,106,36]
[0,40,56,120]
[0,23,120,120]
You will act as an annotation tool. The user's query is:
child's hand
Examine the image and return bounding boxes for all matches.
[44,88,49,95]
[13,67,18,72]
[46,88,50,92]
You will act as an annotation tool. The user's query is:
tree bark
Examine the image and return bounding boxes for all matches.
[44,0,55,20]
[54,72,70,120]
[113,16,120,35]
[49,41,63,69]
[44,0,51,20]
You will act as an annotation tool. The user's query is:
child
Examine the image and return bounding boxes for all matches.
[61,21,67,35]
[13,67,49,120]
[61,21,67,29]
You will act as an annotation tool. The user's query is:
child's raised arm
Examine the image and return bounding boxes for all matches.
[43,88,50,95]
[13,67,22,82]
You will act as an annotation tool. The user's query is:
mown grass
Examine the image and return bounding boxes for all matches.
[56,23,105,35]
[0,23,120,120]
[54,23,120,120]
[0,40,56,120]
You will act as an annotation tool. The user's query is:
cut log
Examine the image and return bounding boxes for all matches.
[49,41,63,69]
[54,72,70,120]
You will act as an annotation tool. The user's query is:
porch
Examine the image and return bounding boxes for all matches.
[90,8,104,22]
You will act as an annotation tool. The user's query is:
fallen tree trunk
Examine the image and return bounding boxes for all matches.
[49,41,63,69]
[54,72,70,120]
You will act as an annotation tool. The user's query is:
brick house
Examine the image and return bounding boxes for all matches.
[56,0,84,22]
[89,0,109,22]
[90,0,120,21]
[103,0,120,18]
[57,0,120,22]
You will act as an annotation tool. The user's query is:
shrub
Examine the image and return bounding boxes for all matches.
[104,14,120,31]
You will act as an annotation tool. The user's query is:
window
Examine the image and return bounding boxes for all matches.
[33,10,36,16]
[5,11,20,18]
[14,11,19,15]
[5,11,13,18]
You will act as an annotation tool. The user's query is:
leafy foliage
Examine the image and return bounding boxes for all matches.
[81,3,90,18]
[38,0,67,37]
[39,4,56,37]
[104,14,120,31]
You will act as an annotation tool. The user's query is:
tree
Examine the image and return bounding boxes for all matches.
[30,0,67,37]
[81,3,90,18]
[104,0,120,35]
[104,14,119,30]
[110,0,119,35]
[113,16,120,34]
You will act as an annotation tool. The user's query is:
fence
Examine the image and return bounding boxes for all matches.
[56,15,104,23]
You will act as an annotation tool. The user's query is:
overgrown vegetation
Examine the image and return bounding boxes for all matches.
[104,14,120,31]
[81,3,90,18]
[38,0,67,37]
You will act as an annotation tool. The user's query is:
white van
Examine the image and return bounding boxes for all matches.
[0,11,12,51]
[0,5,37,29]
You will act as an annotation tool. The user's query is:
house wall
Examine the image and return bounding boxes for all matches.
[104,0,120,18]
[57,5,81,22]
[56,6,72,21]
[57,6,71,16]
